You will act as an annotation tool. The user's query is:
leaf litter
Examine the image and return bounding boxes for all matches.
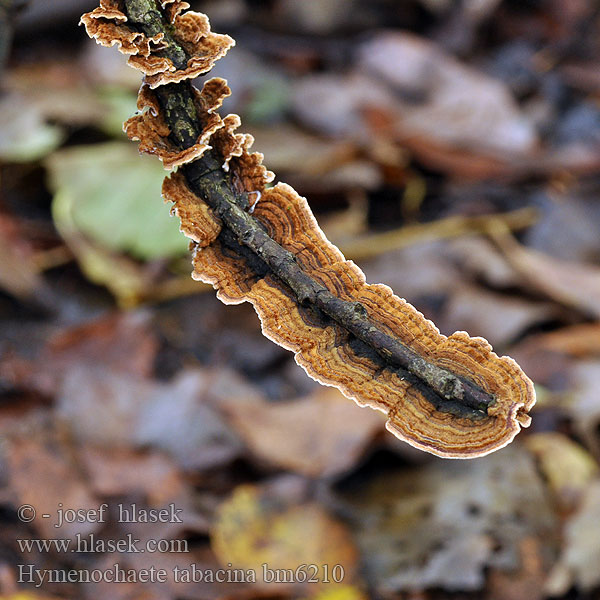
[2,0,600,597]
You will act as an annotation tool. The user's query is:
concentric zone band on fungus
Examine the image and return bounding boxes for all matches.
[81,0,536,458]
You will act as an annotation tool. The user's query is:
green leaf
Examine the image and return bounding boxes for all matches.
[0,93,64,162]
[97,86,140,138]
[47,143,189,260]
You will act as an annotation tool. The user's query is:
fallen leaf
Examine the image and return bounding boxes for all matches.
[57,367,243,471]
[0,92,63,162]
[135,370,243,471]
[249,124,381,192]
[46,310,158,379]
[81,447,211,546]
[492,230,600,319]
[447,236,521,289]
[0,215,42,298]
[249,124,358,177]
[211,483,359,588]
[56,365,148,445]
[442,284,556,347]
[525,432,598,512]
[503,339,573,392]
[6,62,108,128]
[41,210,161,306]
[523,323,600,358]
[358,33,537,156]
[360,240,459,302]
[487,537,546,600]
[523,191,600,264]
[567,360,600,457]
[419,0,501,22]
[82,41,144,90]
[221,386,383,478]
[5,436,100,539]
[340,445,557,593]
[293,33,536,164]
[0,311,158,400]
[81,446,190,508]
[545,480,600,595]
[277,0,356,34]
[47,143,189,261]
[292,72,394,143]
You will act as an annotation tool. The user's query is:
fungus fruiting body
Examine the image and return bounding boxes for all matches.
[81,0,535,458]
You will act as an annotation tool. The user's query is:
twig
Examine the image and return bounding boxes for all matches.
[339,207,538,261]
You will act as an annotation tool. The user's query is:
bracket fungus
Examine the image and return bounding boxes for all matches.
[81,0,535,458]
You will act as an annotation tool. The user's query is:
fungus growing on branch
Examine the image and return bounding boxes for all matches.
[81,0,536,458]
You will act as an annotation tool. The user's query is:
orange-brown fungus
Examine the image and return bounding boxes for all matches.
[81,0,165,56]
[80,0,234,88]
[162,172,221,246]
[124,81,226,169]
[190,183,534,458]
[82,1,535,458]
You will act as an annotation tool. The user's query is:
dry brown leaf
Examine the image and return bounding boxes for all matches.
[523,192,600,264]
[442,284,556,348]
[5,437,100,540]
[0,215,43,299]
[220,386,383,478]
[526,323,600,358]
[6,62,109,126]
[358,33,536,156]
[360,240,460,302]
[447,236,521,289]
[248,124,359,178]
[503,337,574,392]
[81,449,211,562]
[0,312,159,410]
[46,311,158,379]
[81,446,191,508]
[492,230,600,319]
[294,33,536,160]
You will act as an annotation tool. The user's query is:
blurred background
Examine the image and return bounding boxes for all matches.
[1,0,600,598]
